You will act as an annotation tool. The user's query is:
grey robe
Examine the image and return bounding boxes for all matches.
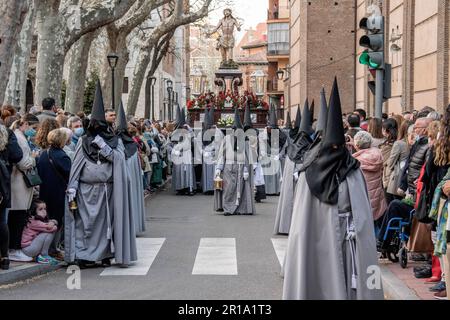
[214,135,255,215]
[170,134,196,192]
[202,142,216,193]
[65,139,138,265]
[282,170,384,300]
[273,157,296,235]
[259,130,285,195]
[126,151,146,235]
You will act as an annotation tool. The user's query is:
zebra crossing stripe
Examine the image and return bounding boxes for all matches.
[192,238,238,275]
[100,238,166,276]
[271,238,288,267]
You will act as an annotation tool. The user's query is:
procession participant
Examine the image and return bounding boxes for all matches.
[116,101,146,235]
[170,107,196,196]
[200,106,216,194]
[259,105,287,195]
[283,78,383,300]
[273,96,320,235]
[65,81,137,268]
[214,108,255,216]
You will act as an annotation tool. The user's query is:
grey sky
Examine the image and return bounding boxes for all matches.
[208,0,268,42]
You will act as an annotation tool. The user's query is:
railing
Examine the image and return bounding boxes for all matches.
[267,78,279,92]
[267,48,290,56]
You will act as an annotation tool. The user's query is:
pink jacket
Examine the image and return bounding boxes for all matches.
[21,218,57,248]
[353,147,387,221]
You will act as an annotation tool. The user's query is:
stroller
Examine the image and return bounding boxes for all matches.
[376,209,415,269]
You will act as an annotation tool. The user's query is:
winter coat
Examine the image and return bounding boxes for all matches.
[353,147,387,220]
[380,141,394,188]
[21,217,57,248]
[386,140,410,195]
[10,129,35,211]
[406,137,429,196]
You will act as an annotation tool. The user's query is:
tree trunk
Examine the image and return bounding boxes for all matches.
[65,31,98,114]
[34,2,66,107]
[126,47,152,116]
[101,32,129,110]
[0,1,29,104]
[3,0,36,112]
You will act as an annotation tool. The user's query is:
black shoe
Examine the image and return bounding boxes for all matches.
[0,258,10,270]
[76,259,97,269]
[101,258,111,268]
[413,265,431,273]
[414,268,432,279]
[224,213,231,216]
[429,281,446,292]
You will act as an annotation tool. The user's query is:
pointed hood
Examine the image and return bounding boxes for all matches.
[90,80,107,122]
[294,102,303,130]
[232,107,243,130]
[285,111,292,130]
[309,100,315,124]
[323,77,345,147]
[267,104,278,128]
[209,105,215,126]
[243,103,253,130]
[204,107,212,130]
[300,101,314,136]
[316,87,328,133]
[116,100,137,159]
[305,77,359,205]
[175,106,186,129]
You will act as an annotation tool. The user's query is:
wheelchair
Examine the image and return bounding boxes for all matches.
[376,209,415,269]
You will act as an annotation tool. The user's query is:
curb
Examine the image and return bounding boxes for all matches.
[380,264,420,300]
[0,263,64,286]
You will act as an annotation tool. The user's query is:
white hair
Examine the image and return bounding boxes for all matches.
[354,131,373,150]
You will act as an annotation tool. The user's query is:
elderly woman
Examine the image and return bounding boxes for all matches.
[353,131,387,221]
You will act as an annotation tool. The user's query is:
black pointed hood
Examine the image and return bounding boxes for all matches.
[116,100,137,159]
[300,101,314,136]
[309,100,315,124]
[232,107,243,130]
[268,105,278,128]
[203,108,211,130]
[83,80,118,162]
[305,77,359,205]
[209,105,215,126]
[243,103,253,130]
[316,87,328,134]
[285,111,292,130]
[294,104,302,130]
[175,106,186,129]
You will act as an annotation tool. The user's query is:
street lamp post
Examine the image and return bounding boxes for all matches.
[166,79,173,121]
[107,53,119,110]
[146,75,157,120]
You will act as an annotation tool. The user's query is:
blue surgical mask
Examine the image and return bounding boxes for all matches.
[74,127,84,137]
[24,128,36,138]
[415,135,421,142]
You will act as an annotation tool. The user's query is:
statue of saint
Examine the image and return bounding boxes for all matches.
[207,9,242,67]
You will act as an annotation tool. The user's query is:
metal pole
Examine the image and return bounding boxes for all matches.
[168,92,172,121]
[111,68,115,110]
[375,69,384,119]
[151,84,155,121]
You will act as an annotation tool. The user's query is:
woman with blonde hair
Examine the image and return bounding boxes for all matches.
[36,128,72,260]
[35,119,60,153]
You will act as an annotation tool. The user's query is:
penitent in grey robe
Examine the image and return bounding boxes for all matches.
[282,170,384,300]
[202,142,216,193]
[273,157,297,235]
[126,151,146,235]
[214,135,255,215]
[65,139,138,265]
[170,134,196,193]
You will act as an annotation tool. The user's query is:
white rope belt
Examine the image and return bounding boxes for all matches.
[339,212,358,290]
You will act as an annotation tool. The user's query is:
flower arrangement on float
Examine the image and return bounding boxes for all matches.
[187,90,269,110]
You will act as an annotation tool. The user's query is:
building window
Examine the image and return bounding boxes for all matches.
[267,23,289,55]
[123,77,129,94]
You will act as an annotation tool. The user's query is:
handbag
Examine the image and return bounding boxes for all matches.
[19,167,42,188]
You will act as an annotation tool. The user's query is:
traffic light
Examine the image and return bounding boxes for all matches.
[368,63,392,101]
[359,15,385,70]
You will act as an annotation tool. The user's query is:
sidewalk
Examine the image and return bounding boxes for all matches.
[381,259,441,300]
[0,261,64,287]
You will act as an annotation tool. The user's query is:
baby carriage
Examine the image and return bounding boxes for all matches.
[376,209,415,269]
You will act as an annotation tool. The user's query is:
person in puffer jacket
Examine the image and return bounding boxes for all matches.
[353,131,387,221]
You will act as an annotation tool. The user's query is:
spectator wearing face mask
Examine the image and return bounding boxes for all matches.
[67,116,84,151]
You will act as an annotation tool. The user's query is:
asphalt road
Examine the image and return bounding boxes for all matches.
[0,189,285,300]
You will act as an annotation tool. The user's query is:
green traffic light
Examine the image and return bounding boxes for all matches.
[359,50,381,69]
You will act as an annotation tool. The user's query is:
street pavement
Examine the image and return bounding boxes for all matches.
[0,190,286,300]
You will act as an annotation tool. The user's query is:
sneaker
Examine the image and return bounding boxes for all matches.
[36,255,51,265]
[429,281,446,292]
[43,256,60,266]
[9,249,33,262]
[434,289,447,300]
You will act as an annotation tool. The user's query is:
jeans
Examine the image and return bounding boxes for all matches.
[22,232,55,257]
[0,208,9,257]
[377,200,413,250]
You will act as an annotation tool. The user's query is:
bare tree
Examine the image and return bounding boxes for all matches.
[126,0,213,116]
[33,0,138,107]
[0,1,29,104]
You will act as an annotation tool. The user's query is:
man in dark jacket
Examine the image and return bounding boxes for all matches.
[377,117,432,250]
[0,124,23,270]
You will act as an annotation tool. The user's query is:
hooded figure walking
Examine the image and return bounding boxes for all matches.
[200,106,216,194]
[273,96,324,235]
[116,101,146,235]
[214,108,255,216]
[282,78,383,300]
[65,81,137,268]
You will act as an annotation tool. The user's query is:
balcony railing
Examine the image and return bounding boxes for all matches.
[267,49,290,56]
[267,78,281,92]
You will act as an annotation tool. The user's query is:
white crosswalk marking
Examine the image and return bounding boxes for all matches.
[271,238,288,267]
[192,238,238,275]
[100,238,166,276]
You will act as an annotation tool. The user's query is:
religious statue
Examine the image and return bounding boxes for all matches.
[207,9,242,68]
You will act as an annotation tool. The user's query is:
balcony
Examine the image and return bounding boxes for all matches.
[267,78,284,93]
[267,49,290,56]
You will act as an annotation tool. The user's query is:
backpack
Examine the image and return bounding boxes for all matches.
[0,158,11,208]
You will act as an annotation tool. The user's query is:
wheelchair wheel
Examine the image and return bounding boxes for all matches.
[399,248,408,269]
[387,251,399,263]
